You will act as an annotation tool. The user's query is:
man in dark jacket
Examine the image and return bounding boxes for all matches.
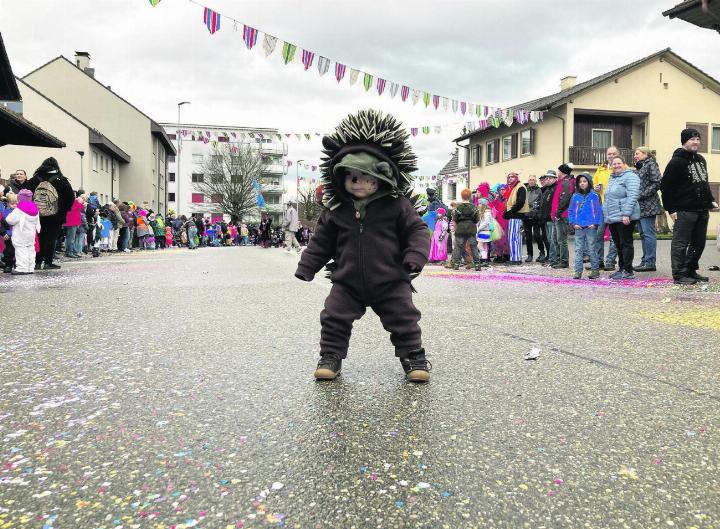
[25,158,75,270]
[522,175,546,263]
[539,170,558,265]
[551,163,575,268]
[295,110,431,383]
[661,128,719,285]
[451,188,482,271]
[426,187,447,213]
[2,169,29,195]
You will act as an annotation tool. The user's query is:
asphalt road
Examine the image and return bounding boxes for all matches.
[1,245,719,529]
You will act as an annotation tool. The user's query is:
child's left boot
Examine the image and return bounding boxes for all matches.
[400,349,432,383]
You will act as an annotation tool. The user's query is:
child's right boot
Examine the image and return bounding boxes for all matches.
[314,353,342,380]
[400,349,432,383]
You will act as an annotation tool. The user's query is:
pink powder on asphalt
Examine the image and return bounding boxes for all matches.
[424,270,673,289]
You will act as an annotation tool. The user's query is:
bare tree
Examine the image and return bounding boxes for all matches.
[297,181,322,223]
[193,143,262,222]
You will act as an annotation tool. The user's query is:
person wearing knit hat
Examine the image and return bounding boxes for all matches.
[4,189,41,274]
[428,207,449,263]
[661,127,719,285]
[549,163,576,268]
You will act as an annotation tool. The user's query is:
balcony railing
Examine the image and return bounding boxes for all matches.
[569,146,634,166]
[261,163,287,175]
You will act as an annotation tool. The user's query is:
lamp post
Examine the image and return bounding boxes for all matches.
[295,159,304,201]
[76,151,84,190]
[176,101,191,215]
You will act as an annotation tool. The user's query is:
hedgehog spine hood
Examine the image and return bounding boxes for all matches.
[320,109,418,210]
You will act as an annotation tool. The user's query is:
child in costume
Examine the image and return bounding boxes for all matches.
[476,198,493,264]
[165,225,174,248]
[4,190,41,274]
[295,110,432,383]
[428,208,448,263]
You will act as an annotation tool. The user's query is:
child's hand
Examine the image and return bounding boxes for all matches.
[574,224,581,230]
[588,224,595,230]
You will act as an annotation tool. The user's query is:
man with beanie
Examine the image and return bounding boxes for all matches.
[540,170,558,265]
[426,187,446,214]
[550,163,576,268]
[502,172,528,265]
[661,128,719,285]
[523,175,546,263]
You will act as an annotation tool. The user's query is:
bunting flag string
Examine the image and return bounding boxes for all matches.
[317,56,330,76]
[301,49,315,70]
[149,0,162,6]
[203,7,220,34]
[281,42,297,64]
[243,25,258,49]
[262,34,277,56]
[179,0,540,123]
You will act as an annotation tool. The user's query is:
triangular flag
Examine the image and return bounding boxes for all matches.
[432,95,440,110]
[349,69,360,86]
[442,97,449,112]
[400,85,410,102]
[530,111,540,123]
[304,134,311,140]
[335,62,347,83]
[149,0,161,6]
[317,56,330,76]
[363,72,373,92]
[452,99,458,113]
[460,101,467,115]
[281,42,297,65]
[389,82,399,98]
[468,103,475,116]
[301,49,315,70]
[422,92,431,107]
[410,128,418,137]
[422,126,430,135]
[243,25,258,49]
[203,7,220,34]
[376,78,387,96]
[434,126,442,134]
[412,89,421,105]
[263,34,278,56]
[295,134,302,141]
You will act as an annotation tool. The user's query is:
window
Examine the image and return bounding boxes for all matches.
[211,174,224,184]
[191,193,204,203]
[503,136,512,161]
[520,129,535,156]
[686,122,709,153]
[168,155,176,163]
[191,173,204,183]
[211,194,223,203]
[592,129,613,150]
[471,145,482,167]
[712,125,720,153]
[168,172,176,182]
[169,192,176,202]
[92,152,98,172]
[192,154,204,164]
[638,123,646,147]
[447,182,457,201]
[211,155,223,164]
[168,134,177,140]
[486,140,499,164]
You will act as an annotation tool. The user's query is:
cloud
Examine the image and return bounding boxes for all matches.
[3,0,720,177]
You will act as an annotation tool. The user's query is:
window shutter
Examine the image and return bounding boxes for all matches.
[494,139,500,163]
[686,122,709,153]
[479,145,483,166]
[511,134,518,159]
[530,129,536,155]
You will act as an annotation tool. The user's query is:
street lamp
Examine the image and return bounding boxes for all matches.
[295,159,304,201]
[176,101,191,215]
[76,150,84,190]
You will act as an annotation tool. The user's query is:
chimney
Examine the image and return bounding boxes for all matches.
[75,51,95,78]
[560,75,576,91]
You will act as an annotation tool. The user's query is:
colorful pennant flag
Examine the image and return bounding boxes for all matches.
[410,128,418,137]
[432,94,440,110]
[335,62,347,83]
[422,126,430,135]
[389,82,399,98]
[263,34,278,56]
[149,0,161,6]
[301,49,315,70]
[243,25,258,49]
[317,56,330,76]
[442,97,449,112]
[423,92,431,107]
[460,101,467,115]
[376,78,386,96]
[363,72,373,92]
[412,89,421,105]
[281,42,297,64]
[452,100,459,113]
[203,7,221,34]
[400,85,410,102]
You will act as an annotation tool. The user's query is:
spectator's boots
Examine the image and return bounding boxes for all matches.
[674,276,697,285]
[92,248,100,258]
[635,265,656,272]
[536,253,546,263]
[45,263,61,270]
[400,349,432,383]
[588,269,600,280]
[689,271,709,282]
[34,263,42,271]
[474,263,481,272]
[314,353,342,381]
[3,266,11,273]
[551,262,569,269]
[525,255,533,263]
[603,264,616,272]
[452,263,459,270]
[573,271,582,280]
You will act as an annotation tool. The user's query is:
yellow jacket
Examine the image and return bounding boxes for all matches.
[592,164,612,203]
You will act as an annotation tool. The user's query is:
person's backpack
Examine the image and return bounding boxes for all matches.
[33,177,59,217]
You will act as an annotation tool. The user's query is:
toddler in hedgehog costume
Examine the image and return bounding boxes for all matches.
[295,110,432,382]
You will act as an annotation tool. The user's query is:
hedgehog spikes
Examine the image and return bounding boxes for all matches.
[320,109,419,211]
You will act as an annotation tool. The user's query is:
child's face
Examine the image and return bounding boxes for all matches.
[344,169,379,199]
[579,178,589,191]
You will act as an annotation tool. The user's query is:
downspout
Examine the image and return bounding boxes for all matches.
[546,107,566,162]
[454,140,471,191]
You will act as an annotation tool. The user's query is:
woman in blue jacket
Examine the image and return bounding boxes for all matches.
[602,156,641,279]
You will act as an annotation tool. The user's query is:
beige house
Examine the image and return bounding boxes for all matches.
[20,52,175,212]
[454,48,720,234]
[0,78,129,203]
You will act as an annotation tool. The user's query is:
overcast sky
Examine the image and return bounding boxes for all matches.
[2,0,719,182]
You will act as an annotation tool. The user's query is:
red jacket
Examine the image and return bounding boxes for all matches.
[64,198,84,227]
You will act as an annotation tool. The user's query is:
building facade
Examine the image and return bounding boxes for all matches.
[161,123,287,224]
[0,78,129,202]
[436,147,469,204]
[455,49,720,234]
[21,52,175,211]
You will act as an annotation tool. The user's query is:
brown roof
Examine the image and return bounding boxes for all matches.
[0,33,21,101]
[0,105,65,148]
[663,0,720,32]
